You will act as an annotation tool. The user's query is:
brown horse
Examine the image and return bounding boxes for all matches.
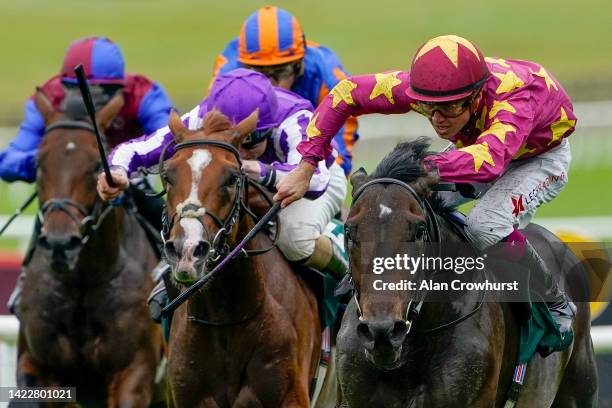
[16,90,163,406]
[161,109,324,407]
[336,139,597,407]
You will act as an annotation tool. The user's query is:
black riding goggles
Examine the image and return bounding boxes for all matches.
[242,128,274,149]
[417,92,478,119]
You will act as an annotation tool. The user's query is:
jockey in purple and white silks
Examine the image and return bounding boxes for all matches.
[274,35,577,341]
[100,69,348,287]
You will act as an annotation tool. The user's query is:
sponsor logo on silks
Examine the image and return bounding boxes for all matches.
[522,172,568,206]
[511,195,525,218]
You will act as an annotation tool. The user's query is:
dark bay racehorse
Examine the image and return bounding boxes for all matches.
[16,90,163,406]
[337,139,597,407]
[162,110,325,407]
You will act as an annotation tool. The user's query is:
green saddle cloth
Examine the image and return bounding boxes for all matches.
[517,293,574,364]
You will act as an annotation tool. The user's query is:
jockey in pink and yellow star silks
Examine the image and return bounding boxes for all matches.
[291,35,578,342]
[298,35,576,184]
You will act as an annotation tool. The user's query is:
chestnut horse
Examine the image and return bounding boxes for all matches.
[16,90,163,406]
[161,109,324,407]
[336,139,597,407]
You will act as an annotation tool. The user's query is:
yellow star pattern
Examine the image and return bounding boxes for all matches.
[475,106,488,132]
[549,107,576,145]
[531,67,558,91]
[306,113,321,139]
[414,35,480,68]
[488,100,516,119]
[478,120,516,144]
[492,71,525,94]
[513,143,536,159]
[459,142,495,173]
[329,79,358,108]
[485,57,510,68]
[369,71,402,104]
[454,139,464,148]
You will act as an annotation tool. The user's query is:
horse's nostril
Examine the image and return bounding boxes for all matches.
[357,321,374,343]
[193,240,210,259]
[391,321,408,340]
[38,235,51,251]
[164,241,179,262]
[64,236,83,251]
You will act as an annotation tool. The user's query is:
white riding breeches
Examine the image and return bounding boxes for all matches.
[440,139,571,250]
[276,163,347,261]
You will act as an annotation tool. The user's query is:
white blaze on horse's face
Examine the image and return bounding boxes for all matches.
[65,141,76,152]
[180,149,212,210]
[379,204,393,218]
[178,218,204,271]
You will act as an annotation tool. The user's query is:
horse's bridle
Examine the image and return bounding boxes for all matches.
[159,140,245,265]
[159,139,278,268]
[346,177,483,336]
[38,120,114,245]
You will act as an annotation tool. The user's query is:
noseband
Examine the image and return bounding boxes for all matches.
[38,120,113,245]
[347,178,482,335]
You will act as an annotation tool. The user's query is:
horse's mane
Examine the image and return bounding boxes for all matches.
[370,137,452,213]
[202,109,233,134]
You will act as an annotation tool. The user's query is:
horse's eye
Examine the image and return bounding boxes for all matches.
[224,172,240,187]
[415,222,427,239]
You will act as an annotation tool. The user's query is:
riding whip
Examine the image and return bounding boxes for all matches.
[0,190,37,236]
[74,64,115,188]
[161,201,281,317]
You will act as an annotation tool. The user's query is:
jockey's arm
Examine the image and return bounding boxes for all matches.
[108,106,200,177]
[275,71,414,206]
[99,106,201,201]
[261,110,333,200]
[0,99,46,183]
[316,47,360,176]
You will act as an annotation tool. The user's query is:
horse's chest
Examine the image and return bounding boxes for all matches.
[24,293,139,373]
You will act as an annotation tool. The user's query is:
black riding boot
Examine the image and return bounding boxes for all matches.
[147,262,172,323]
[522,240,576,338]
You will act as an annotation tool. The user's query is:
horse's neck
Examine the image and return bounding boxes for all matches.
[419,212,481,323]
[188,217,266,323]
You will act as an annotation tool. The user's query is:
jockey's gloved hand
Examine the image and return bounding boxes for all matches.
[273,160,315,208]
[97,167,130,201]
[456,183,481,199]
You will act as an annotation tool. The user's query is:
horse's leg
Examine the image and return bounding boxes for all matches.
[313,347,339,408]
[550,305,598,408]
[107,347,157,408]
[12,345,50,408]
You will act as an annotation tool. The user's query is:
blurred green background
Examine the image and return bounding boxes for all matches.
[1,0,612,248]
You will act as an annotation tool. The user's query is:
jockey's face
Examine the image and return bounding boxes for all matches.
[246,61,302,90]
[240,138,268,160]
[426,91,482,140]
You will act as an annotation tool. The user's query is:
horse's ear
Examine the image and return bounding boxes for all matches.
[168,110,187,142]
[34,87,55,125]
[350,167,368,191]
[96,92,125,131]
[232,109,259,146]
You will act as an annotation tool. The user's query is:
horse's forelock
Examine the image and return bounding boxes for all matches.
[371,137,432,183]
[368,137,451,213]
[202,110,233,135]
